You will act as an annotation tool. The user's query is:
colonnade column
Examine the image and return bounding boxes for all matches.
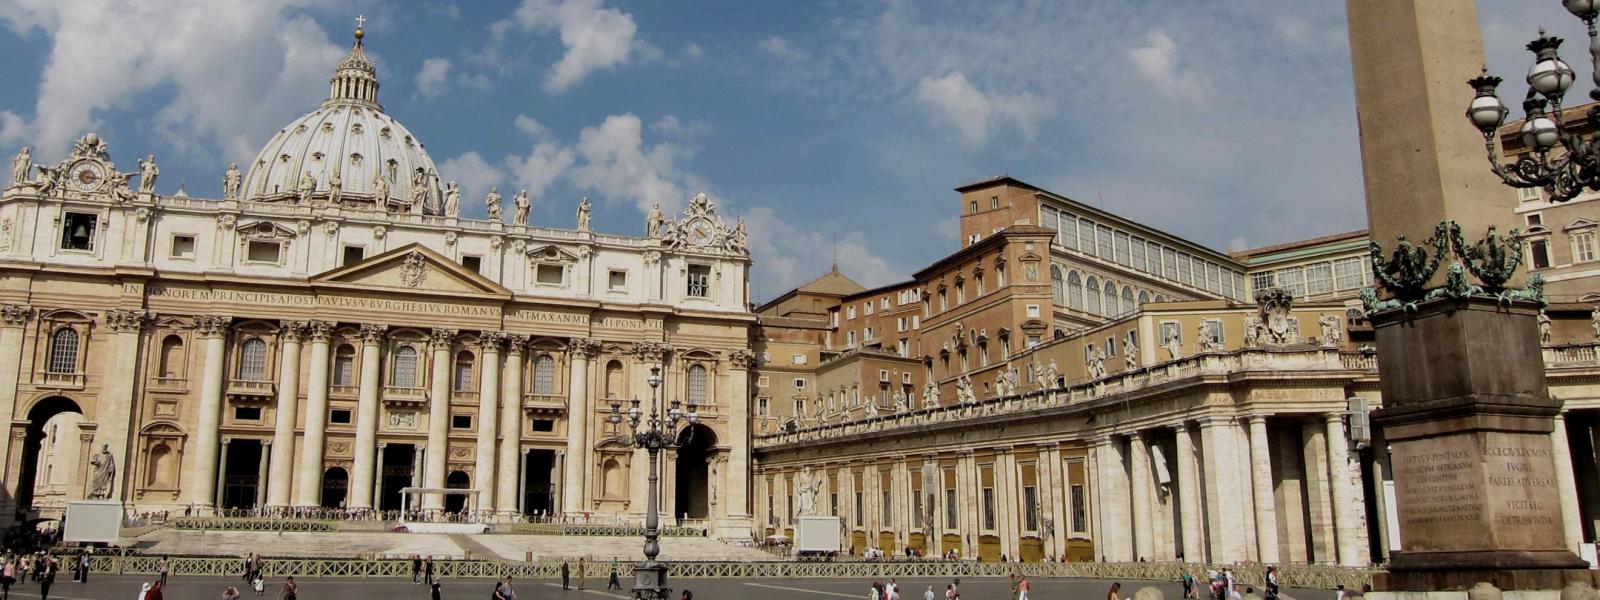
[1323,414,1368,567]
[561,338,596,514]
[496,335,526,515]
[0,305,31,514]
[1128,432,1153,561]
[727,350,755,529]
[348,323,387,511]
[187,315,231,510]
[255,441,271,509]
[1199,417,1245,563]
[423,328,455,511]
[1094,436,1131,561]
[266,321,305,508]
[1552,412,1585,556]
[474,332,504,515]
[1173,423,1203,563]
[295,322,333,507]
[99,309,150,503]
[1247,416,1281,563]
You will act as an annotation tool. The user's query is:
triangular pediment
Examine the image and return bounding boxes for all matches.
[1565,218,1597,231]
[312,243,511,297]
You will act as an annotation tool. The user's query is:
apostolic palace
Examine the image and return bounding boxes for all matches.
[2,25,1600,569]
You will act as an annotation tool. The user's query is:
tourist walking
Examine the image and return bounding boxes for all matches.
[1016,575,1030,600]
[924,585,936,600]
[577,557,587,590]
[36,556,54,600]
[607,559,620,590]
[278,577,297,600]
[1108,582,1123,600]
[561,562,570,590]
[1181,571,1194,599]
[429,581,441,600]
[158,557,170,586]
[868,581,881,600]
[411,555,421,584]
[2,555,15,600]
[423,556,435,585]
[1264,567,1280,600]
[145,581,165,600]
[498,576,515,600]
[75,551,88,584]
[224,586,241,600]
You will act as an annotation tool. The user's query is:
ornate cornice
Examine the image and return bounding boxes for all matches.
[429,328,458,351]
[0,304,34,327]
[193,315,232,337]
[106,309,153,333]
[358,323,388,344]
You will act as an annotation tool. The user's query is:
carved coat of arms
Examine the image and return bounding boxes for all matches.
[399,252,428,288]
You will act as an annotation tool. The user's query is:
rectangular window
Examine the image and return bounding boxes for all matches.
[1079,219,1097,256]
[794,378,806,389]
[1130,236,1147,271]
[794,399,805,417]
[1105,336,1116,357]
[451,414,472,429]
[945,488,958,528]
[1305,262,1334,295]
[1252,270,1276,293]
[1060,213,1078,250]
[170,235,196,259]
[912,489,923,529]
[991,196,999,209]
[969,200,978,214]
[1531,240,1551,269]
[1023,486,1039,531]
[864,327,874,340]
[864,302,874,316]
[831,493,839,516]
[1026,304,1040,318]
[246,240,281,264]
[1223,268,1236,298]
[855,492,864,526]
[342,245,365,266]
[881,490,892,523]
[1206,262,1222,293]
[687,264,711,297]
[1518,186,1542,202]
[1277,266,1306,297]
[847,306,857,320]
[531,419,555,432]
[1115,231,1132,266]
[1573,231,1597,263]
[910,316,919,329]
[1204,319,1226,344]
[982,488,996,530]
[60,213,98,251]
[535,263,564,285]
[1333,257,1364,290]
[1070,484,1087,533]
[1176,252,1192,285]
[462,255,482,273]
[1161,246,1176,279]
[608,269,628,291]
[897,339,909,357]
[1160,321,1182,347]
[792,354,808,365]
[1097,225,1114,260]
[757,397,769,416]
[329,408,353,424]
[233,406,261,421]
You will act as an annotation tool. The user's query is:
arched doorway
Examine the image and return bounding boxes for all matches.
[445,471,470,514]
[320,467,348,508]
[673,424,716,520]
[15,396,84,516]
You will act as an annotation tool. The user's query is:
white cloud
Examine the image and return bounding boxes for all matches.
[759,35,805,61]
[500,0,643,93]
[439,151,505,206]
[0,111,30,149]
[914,71,1048,146]
[683,43,704,61]
[414,58,453,97]
[569,113,698,214]
[1129,29,1205,97]
[503,142,574,201]
[0,0,345,163]
[743,206,902,298]
[513,114,552,140]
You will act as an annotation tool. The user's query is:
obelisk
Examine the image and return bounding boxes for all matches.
[1347,0,1594,591]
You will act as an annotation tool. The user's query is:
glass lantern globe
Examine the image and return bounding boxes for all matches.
[1522,115,1561,150]
[1467,93,1510,134]
[1566,0,1599,19]
[1528,57,1576,97]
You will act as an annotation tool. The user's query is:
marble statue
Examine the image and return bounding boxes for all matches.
[647,203,664,238]
[443,181,461,217]
[11,147,32,187]
[893,390,908,412]
[1242,315,1261,348]
[137,155,159,194]
[1043,360,1061,389]
[409,169,428,214]
[1031,359,1049,391]
[1539,310,1553,345]
[88,443,116,500]
[372,170,389,203]
[795,467,817,516]
[725,217,748,254]
[222,163,241,200]
[1086,346,1106,380]
[486,187,503,222]
[1125,338,1139,370]
[327,169,343,206]
[709,459,720,505]
[1198,322,1221,352]
[1592,307,1599,341]
[108,170,135,203]
[1163,332,1183,360]
[866,397,879,418]
[955,374,976,403]
[513,189,531,225]
[34,164,59,195]
[296,171,316,205]
[923,381,940,408]
[1318,315,1343,347]
[577,197,592,231]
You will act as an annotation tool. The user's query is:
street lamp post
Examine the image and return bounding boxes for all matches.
[1466,0,1600,203]
[609,366,698,600]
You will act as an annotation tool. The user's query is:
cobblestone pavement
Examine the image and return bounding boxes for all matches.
[1,573,1340,600]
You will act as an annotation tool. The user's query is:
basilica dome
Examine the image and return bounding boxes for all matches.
[241,27,441,214]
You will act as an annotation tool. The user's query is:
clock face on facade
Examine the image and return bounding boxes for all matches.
[69,161,105,192]
[686,217,716,246]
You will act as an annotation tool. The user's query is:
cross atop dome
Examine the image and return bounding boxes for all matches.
[354,15,366,45]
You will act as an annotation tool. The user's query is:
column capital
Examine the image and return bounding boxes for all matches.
[479,331,506,351]
[1169,422,1190,433]
[106,309,153,333]
[1323,412,1346,425]
[0,304,33,327]
[429,328,457,350]
[307,320,334,342]
[278,320,309,343]
[728,348,756,370]
[359,323,388,344]
[1197,415,1235,428]
[1248,415,1269,426]
[194,314,232,338]
[220,437,233,445]
[568,337,598,357]
[630,341,667,363]
[503,333,529,355]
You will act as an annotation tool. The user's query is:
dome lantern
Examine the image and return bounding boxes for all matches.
[326,15,380,110]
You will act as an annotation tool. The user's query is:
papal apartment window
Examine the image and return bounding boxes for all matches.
[342,245,365,266]
[1531,240,1552,269]
[531,419,555,432]
[608,269,628,291]
[329,408,353,424]
[60,213,97,251]
[757,376,770,388]
[686,264,711,298]
[535,263,565,286]
[1518,186,1542,202]
[791,354,807,365]
[170,235,196,260]
[246,240,282,264]
[1528,213,1543,227]
[461,255,483,273]
[793,377,807,390]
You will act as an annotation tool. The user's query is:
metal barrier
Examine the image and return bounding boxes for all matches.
[504,523,706,537]
[75,554,1374,589]
[167,518,339,532]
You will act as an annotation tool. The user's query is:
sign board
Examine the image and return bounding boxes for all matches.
[64,500,123,544]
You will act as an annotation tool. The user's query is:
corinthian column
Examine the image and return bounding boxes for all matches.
[497,335,526,515]
[1324,414,1367,567]
[1248,416,1281,563]
[187,315,231,509]
[423,328,455,511]
[1129,431,1154,561]
[266,321,306,508]
[0,305,31,513]
[475,332,504,514]
[349,323,386,511]
[295,321,332,507]
[562,338,597,514]
[1173,423,1203,563]
[99,309,150,503]
[1199,417,1246,564]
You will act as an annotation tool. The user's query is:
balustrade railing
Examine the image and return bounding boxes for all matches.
[33,371,85,388]
[1546,343,1600,366]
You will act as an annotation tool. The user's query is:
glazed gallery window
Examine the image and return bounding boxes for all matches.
[1573,231,1597,263]
[532,354,556,395]
[881,490,892,523]
[47,328,79,374]
[982,488,996,530]
[687,364,708,404]
[333,345,356,386]
[1530,240,1551,269]
[237,338,268,381]
[1023,486,1039,531]
[1070,484,1087,533]
[390,346,419,387]
[686,264,711,298]
[945,488,958,528]
[453,351,474,391]
[60,212,97,251]
[855,492,864,526]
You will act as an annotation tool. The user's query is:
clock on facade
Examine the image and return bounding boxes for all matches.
[68,160,105,193]
[686,217,716,247]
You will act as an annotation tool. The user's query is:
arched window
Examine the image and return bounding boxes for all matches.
[1122,287,1135,314]
[532,354,556,395]
[391,346,418,387]
[333,344,356,386]
[1138,290,1150,307]
[1050,266,1064,306]
[1085,277,1102,316]
[604,360,625,398]
[1067,272,1084,311]
[1154,294,1168,303]
[1104,282,1119,317]
[238,338,267,381]
[47,328,79,374]
[687,363,708,405]
[453,351,474,392]
[158,335,184,378]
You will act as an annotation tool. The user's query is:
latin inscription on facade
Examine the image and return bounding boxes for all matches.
[1391,431,1565,553]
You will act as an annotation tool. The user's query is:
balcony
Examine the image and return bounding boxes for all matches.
[226,379,275,403]
[382,386,428,408]
[523,393,567,416]
[33,371,85,389]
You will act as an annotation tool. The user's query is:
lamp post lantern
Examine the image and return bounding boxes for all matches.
[609,366,697,600]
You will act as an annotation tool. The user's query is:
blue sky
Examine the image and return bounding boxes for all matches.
[0,0,1574,302]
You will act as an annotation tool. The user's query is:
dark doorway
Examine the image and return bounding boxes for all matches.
[524,450,556,516]
[673,424,716,520]
[445,471,470,513]
[379,444,416,512]
[320,467,348,508]
[220,439,264,509]
[15,397,84,515]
